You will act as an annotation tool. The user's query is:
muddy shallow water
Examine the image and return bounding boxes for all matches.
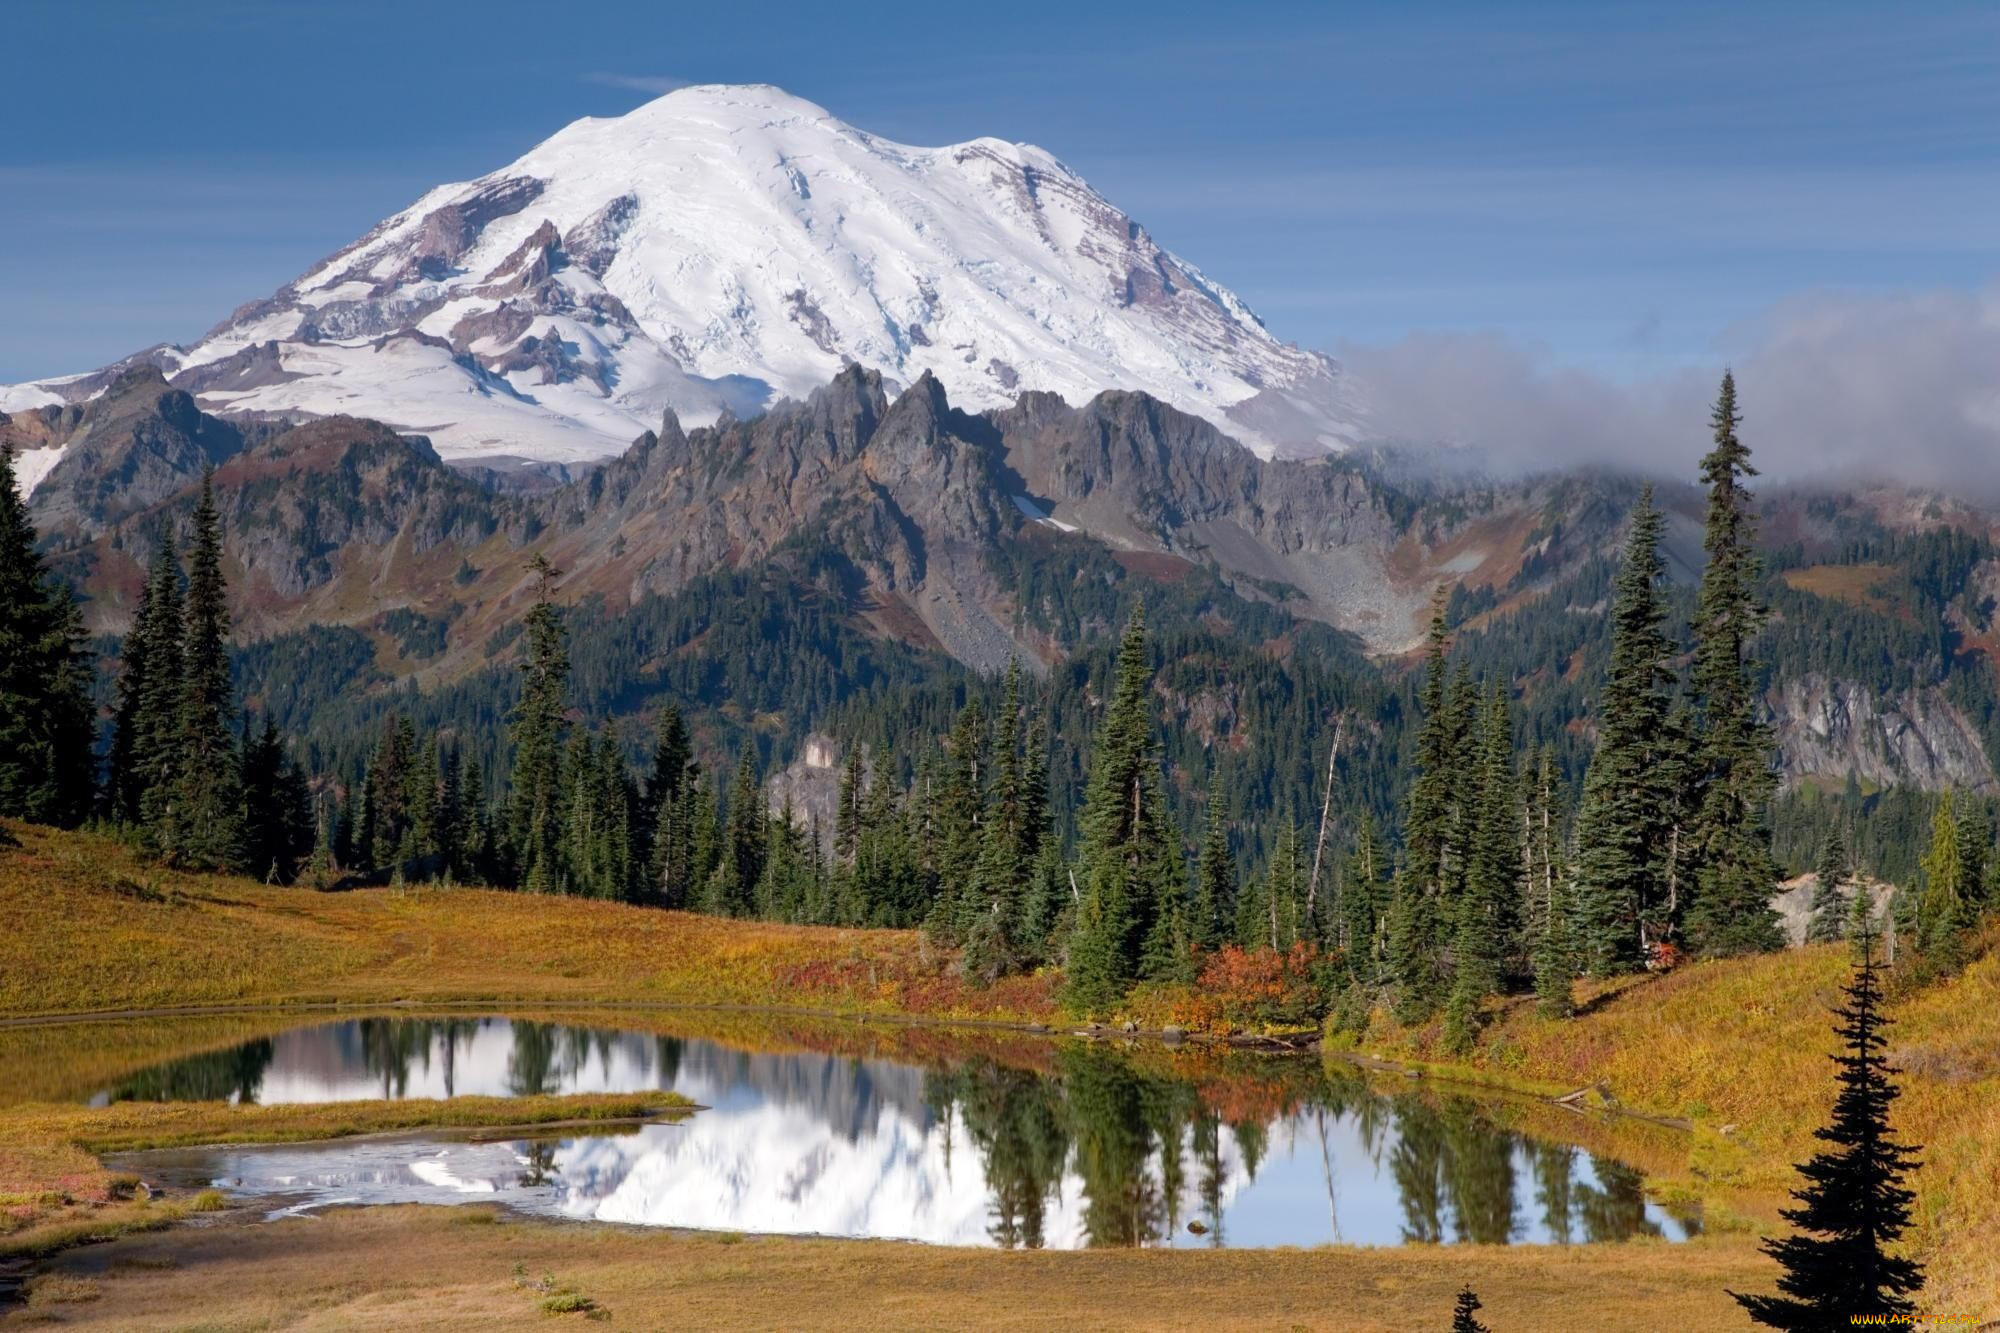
[91,1015,1697,1249]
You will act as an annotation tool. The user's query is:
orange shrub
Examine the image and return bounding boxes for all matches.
[1164,943,1333,1034]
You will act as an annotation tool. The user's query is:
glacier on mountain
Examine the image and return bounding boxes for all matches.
[3,84,1361,466]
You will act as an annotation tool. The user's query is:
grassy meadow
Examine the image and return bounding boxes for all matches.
[0,821,1058,1022]
[1343,931,2000,1318]
[9,818,2000,1325]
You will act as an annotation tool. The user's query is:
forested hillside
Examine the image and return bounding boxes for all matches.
[12,363,2000,908]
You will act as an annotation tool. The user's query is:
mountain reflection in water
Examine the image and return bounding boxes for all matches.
[102,1018,1697,1249]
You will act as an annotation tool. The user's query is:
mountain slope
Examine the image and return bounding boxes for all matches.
[5,85,1361,468]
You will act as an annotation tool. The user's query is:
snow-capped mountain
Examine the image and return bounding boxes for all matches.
[3,84,1360,468]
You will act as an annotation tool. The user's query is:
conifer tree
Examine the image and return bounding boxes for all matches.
[357,717,414,870]
[1450,1286,1491,1333]
[1808,830,1851,944]
[1914,792,1972,963]
[237,717,310,883]
[643,706,691,843]
[509,555,570,893]
[1390,599,1459,1021]
[1191,786,1235,952]
[713,746,764,915]
[406,733,441,863]
[109,537,179,823]
[930,697,988,940]
[647,707,700,907]
[129,538,187,836]
[1339,811,1388,976]
[1065,603,1172,1013]
[1685,373,1784,956]
[1572,487,1680,973]
[1846,870,1878,954]
[832,739,866,868]
[1524,747,1574,1016]
[1731,950,1923,1327]
[0,446,96,828]
[159,472,243,870]
[563,726,634,900]
[1446,682,1518,1049]
[965,663,1042,980]
[1257,820,1303,952]
[1956,802,1991,914]
[460,754,495,883]
[437,743,468,878]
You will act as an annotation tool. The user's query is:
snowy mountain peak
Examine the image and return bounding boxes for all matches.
[5,84,1362,467]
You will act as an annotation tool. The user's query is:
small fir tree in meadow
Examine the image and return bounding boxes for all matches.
[1730,949,1923,1327]
[1450,1285,1490,1333]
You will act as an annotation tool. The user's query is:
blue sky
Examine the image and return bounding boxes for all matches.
[4,0,1997,390]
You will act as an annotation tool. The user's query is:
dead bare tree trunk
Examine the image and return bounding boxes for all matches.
[1302,717,1345,929]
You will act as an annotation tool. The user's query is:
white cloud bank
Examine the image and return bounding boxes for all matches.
[1343,285,2000,494]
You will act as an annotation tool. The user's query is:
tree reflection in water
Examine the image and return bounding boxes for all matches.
[110,1039,275,1104]
[107,1020,1690,1251]
[935,1048,1679,1251]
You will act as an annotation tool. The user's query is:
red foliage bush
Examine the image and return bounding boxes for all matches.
[1168,943,1333,1033]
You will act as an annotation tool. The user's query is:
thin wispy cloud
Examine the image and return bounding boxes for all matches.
[583,72,693,95]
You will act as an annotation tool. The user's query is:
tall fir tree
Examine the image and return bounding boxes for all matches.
[1064,603,1174,1014]
[712,746,765,915]
[0,447,96,828]
[1731,950,1923,1327]
[1524,747,1574,1016]
[159,471,243,870]
[1190,786,1236,952]
[1389,598,1458,1021]
[647,706,700,906]
[1914,792,1972,963]
[236,716,310,883]
[109,537,175,823]
[1571,486,1682,973]
[929,697,988,939]
[964,662,1042,979]
[1136,774,1193,981]
[1339,811,1388,979]
[508,554,570,893]
[832,739,866,868]
[1808,830,1851,945]
[1685,373,1785,956]
[1445,682,1518,1049]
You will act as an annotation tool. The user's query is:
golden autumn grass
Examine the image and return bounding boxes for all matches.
[20,819,1997,1327]
[20,1204,1772,1331]
[1343,932,2000,1321]
[0,821,1057,1022]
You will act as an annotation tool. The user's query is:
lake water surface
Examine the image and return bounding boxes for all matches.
[93,1016,1696,1249]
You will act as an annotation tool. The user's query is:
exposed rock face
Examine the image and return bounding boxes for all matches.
[764,733,855,854]
[1770,672,1996,793]
[37,359,2000,803]
[995,390,1417,640]
[25,368,267,539]
[66,415,509,639]
[1770,874,1894,946]
[40,363,1618,668]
